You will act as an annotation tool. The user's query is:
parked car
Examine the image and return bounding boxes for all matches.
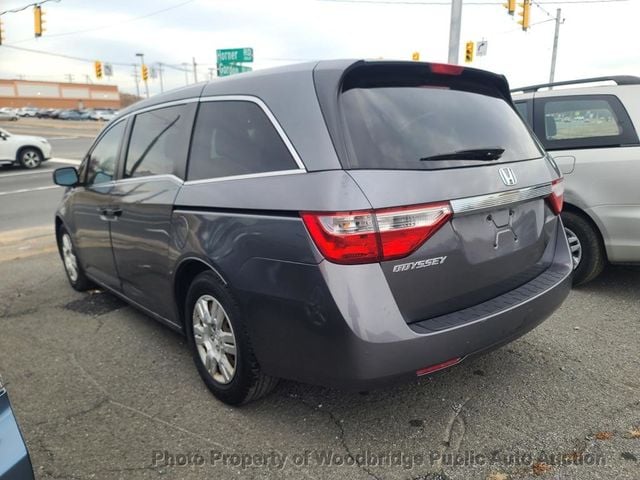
[53,60,572,405]
[0,377,35,480]
[513,76,640,284]
[36,108,60,119]
[89,109,117,121]
[0,128,51,169]
[16,107,38,118]
[58,109,91,121]
[0,109,18,121]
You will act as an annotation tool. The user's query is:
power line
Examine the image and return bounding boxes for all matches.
[0,0,60,16]
[318,0,627,4]
[0,43,134,66]
[6,0,196,44]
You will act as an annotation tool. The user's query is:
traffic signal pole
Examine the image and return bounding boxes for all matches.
[447,0,463,64]
[549,8,562,83]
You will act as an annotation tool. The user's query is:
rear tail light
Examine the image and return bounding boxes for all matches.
[301,202,452,265]
[547,178,564,215]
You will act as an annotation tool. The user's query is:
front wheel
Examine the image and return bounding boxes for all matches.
[185,271,278,405]
[58,228,93,291]
[562,211,606,286]
[19,148,42,169]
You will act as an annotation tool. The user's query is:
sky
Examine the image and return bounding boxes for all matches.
[0,0,637,96]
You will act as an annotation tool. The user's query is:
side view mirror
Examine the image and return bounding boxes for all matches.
[53,167,79,187]
[0,133,7,141]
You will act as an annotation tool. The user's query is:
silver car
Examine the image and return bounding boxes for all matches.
[513,76,640,284]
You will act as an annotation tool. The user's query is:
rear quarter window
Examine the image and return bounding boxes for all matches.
[187,101,298,181]
[534,94,639,150]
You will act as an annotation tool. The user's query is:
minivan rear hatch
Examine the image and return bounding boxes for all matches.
[313,61,561,323]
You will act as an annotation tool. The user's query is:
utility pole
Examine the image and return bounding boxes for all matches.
[208,68,215,80]
[157,62,165,93]
[549,8,562,84]
[132,64,140,98]
[447,0,463,64]
[136,53,149,98]
[192,57,198,83]
[65,73,74,83]
[181,63,189,85]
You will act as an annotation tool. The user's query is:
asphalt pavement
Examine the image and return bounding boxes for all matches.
[0,120,638,480]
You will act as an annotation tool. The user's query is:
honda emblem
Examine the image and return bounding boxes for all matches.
[499,167,518,186]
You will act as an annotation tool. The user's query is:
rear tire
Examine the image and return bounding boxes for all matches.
[562,211,606,286]
[19,147,42,169]
[185,271,278,405]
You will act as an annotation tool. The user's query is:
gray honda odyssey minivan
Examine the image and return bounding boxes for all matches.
[53,60,572,405]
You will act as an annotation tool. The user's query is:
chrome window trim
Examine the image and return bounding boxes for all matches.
[198,94,307,171]
[100,95,307,186]
[184,168,304,185]
[112,97,200,125]
[450,183,553,215]
[113,174,184,186]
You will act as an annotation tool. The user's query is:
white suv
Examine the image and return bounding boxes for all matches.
[513,76,640,284]
[0,128,52,169]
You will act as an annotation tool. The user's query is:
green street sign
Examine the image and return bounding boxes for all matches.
[217,64,252,77]
[217,48,253,65]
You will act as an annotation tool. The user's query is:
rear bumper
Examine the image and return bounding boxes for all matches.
[243,219,572,390]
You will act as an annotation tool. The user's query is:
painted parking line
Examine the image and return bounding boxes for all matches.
[0,169,55,178]
[0,185,58,196]
[50,157,82,165]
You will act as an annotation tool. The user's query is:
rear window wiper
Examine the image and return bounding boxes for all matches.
[420,148,505,162]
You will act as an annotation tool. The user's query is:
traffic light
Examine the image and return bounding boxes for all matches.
[94,61,103,79]
[464,41,474,63]
[412,51,420,61]
[518,0,531,31]
[34,6,44,38]
[141,64,149,81]
[0,20,4,46]
[503,0,516,15]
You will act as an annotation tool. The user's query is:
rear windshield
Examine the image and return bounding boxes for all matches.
[340,86,542,170]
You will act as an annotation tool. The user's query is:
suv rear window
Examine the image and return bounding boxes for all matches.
[341,85,542,170]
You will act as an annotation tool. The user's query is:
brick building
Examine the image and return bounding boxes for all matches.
[0,79,121,109]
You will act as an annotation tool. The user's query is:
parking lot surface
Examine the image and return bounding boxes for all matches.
[0,232,638,480]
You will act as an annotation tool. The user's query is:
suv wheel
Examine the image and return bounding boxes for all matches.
[19,148,42,169]
[58,228,93,291]
[185,271,278,405]
[562,211,606,286]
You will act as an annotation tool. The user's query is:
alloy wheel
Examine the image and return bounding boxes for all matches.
[192,295,237,385]
[565,227,582,270]
[61,233,79,282]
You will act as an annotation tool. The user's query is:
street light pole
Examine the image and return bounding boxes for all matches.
[447,0,463,64]
[157,62,165,93]
[181,63,189,85]
[132,64,140,98]
[549,8,562,84]
[136,52,149,98]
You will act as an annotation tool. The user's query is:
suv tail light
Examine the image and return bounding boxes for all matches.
[301,202,452,265]
[547,178,564,215]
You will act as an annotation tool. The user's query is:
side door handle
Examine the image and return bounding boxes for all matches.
[98,206,122,221]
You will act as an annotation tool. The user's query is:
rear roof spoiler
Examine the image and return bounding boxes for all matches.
[511,75,640,93]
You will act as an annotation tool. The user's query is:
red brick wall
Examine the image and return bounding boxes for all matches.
[0,79,121,109]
